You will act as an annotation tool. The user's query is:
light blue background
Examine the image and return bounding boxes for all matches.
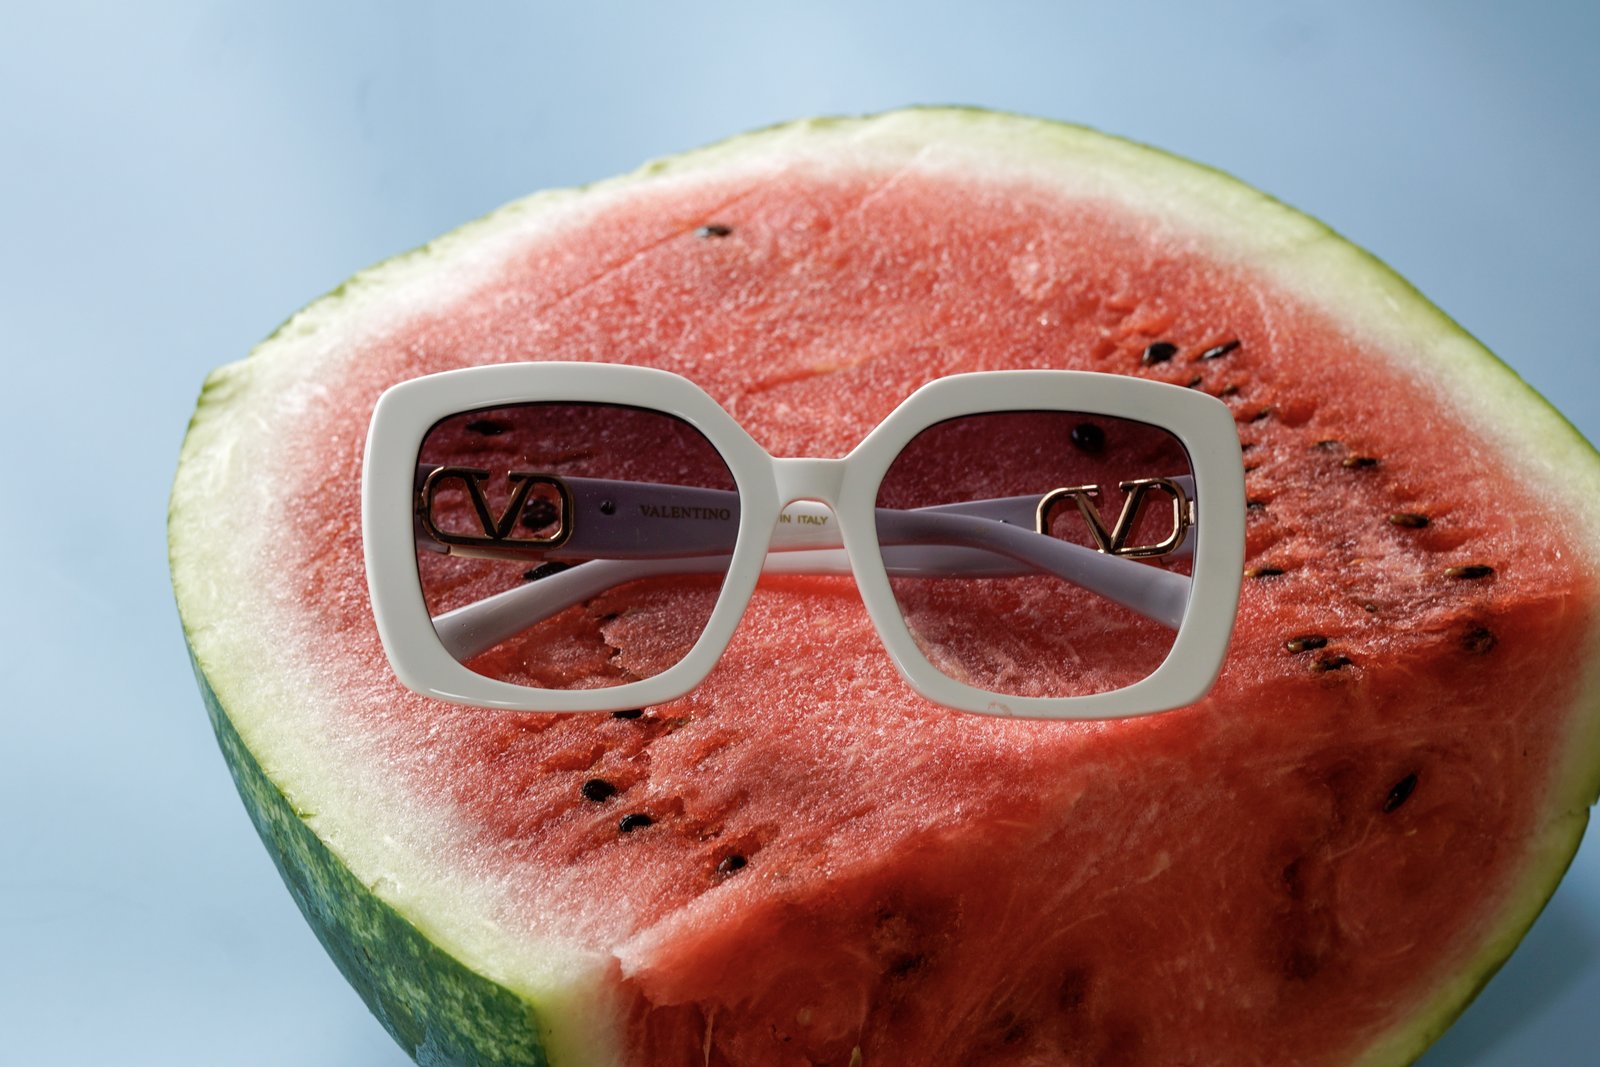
[4,3,1598,1064]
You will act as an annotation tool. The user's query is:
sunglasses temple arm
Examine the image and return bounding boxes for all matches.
[431,556,725,661]
[902,479,1196,559]
[432,545,1039,660]
[415,472,1195,560]
[881,512,1190,628]
[431,529,1188,664]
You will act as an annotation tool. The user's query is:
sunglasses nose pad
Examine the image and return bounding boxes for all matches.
[752,502,864,591]
[758,458,855,573]
[766,499,848,561]
[771,455,849,507]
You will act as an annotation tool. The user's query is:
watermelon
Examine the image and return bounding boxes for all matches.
[168,108,1600,1066]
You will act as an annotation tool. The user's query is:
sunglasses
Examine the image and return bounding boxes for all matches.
[363,363,1245,719]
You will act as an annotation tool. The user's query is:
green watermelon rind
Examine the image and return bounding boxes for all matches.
[192,654,549,1066]
[170,107,1600,1066]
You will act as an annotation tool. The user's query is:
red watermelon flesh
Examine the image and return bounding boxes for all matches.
[171,112,1600,1066]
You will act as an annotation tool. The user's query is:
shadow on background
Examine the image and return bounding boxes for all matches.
[1419,892,1598,1065]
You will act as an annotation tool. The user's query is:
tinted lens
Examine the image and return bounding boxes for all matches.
[416,402,738,690]
[874,411,1194,699]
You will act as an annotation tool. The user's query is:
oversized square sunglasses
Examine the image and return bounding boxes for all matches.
[363,363,1245,718]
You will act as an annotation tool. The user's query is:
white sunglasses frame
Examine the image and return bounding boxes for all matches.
[363,362,1246,719]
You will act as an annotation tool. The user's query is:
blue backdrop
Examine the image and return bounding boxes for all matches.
[3,3,1597,1063]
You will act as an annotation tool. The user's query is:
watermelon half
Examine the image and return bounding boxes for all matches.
[169,109,1600,1066]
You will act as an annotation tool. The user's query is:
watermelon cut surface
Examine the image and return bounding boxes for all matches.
[169,109,1600,1066]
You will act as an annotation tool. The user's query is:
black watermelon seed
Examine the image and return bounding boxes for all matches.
[520,498,560,530]
[618,813,653,833]
[465,418,508,436]
[695,223,734,238]
[1219,383,1241,397]
[1446,564,1495,580]
[1250,406,1274,423]
[1364,602,1381,613]
[1058,969,1089,1011]
[1461,626,1498,654]
[522,561,571,583]
[1314,439,1342,450]
[887,953,925,977]
[1247,498,1267,511]
[1388,512,1430,529]
[1187,375,1204,388]
[716,854,748,875]
[581,778,617,803]
[1199,339,1241,360]
[1383,773,1419,813]
[1141,341,1178,366]
[1284,634,1329,654]
[612,708,645,720]
[1311,651,1352,673]
[1342,456,1380,470]
[1246,566,1285,578]
[1070,422,1106,453]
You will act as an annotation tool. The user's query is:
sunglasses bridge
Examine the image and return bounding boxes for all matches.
[772,455,850,507]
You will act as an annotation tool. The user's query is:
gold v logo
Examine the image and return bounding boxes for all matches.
[418,467,574,553]
[1035,477,1191,558]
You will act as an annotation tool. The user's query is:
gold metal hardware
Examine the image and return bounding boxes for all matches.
[1035,477,1191,558]
[418,467,574,555]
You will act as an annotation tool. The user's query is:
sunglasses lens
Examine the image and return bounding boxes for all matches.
[415,402,737,690]
[874,411,1195,699]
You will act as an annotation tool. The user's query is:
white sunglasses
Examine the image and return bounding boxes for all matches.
[363,363,1245,719]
